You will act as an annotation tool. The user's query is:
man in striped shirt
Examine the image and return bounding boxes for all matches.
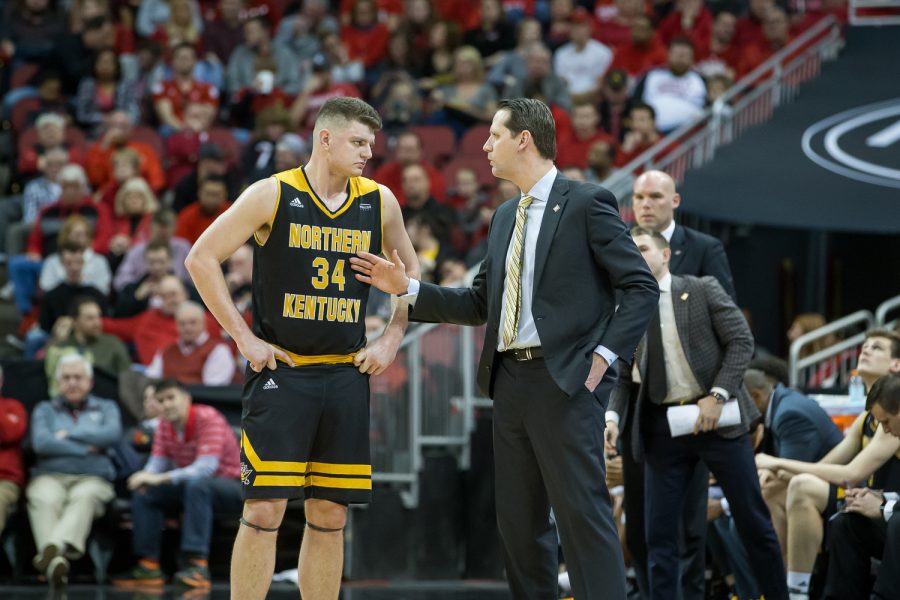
[112,379,242,589]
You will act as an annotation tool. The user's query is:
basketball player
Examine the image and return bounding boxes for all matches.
[185,97,419,600]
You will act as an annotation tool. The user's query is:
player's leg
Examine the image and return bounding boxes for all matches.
[784,473,830,595]
[230,498,287,600]
[299,364,373,599]
[762,477,790,557]
[299,498,347,600]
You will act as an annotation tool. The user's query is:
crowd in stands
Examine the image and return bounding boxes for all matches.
[1,0,889,597]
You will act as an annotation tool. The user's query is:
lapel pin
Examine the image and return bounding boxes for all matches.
[674,250,682,255]
[553,204,560,212]
[681,292,689,301]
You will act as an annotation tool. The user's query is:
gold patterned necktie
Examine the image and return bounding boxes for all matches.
[501,194,535,349]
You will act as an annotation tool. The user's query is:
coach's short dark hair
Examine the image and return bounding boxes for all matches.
[497,98,556,161]
[869,373,900,415]
[315,97,382,133]
[630,226,669,250]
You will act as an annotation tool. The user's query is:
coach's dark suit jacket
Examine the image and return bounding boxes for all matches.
[609,274,759,459]
[410,173,659,399]
[670,224,737,300]
[766,384,843,462]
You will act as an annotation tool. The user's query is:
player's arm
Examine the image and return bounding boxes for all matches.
[769,427,900,486]
[818,411,866,464]
[353,185,420,375]
[380,184,420,338]
[184,177,294,371]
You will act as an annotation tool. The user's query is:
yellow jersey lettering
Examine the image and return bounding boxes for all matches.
[283,294,295,317]
[289,224,302,248]
[301,224,312,248]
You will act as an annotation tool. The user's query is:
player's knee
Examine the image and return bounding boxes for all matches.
[786,473,821,508]
[243,499,287,529]
[304,499,347,530]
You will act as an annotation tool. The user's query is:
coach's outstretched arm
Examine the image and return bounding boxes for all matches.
[185,178,295,372]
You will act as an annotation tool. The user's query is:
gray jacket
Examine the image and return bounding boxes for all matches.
[609,274,758,460]
[30,395,122,481]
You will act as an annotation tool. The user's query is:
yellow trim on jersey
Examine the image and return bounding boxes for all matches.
[254,175,282,246]
[271,345,357,366]
[254,474,306,487]
[242,431,308,473]
[307,475,373,490]
[379,184,385,253]
[308,462,372,476]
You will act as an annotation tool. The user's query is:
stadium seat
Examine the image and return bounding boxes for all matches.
[17,126,87,159]
[409,125,456,167]
[9,96,41,133]
[10,63,40,89]
[130,125,165,158]
[458,125,490,158]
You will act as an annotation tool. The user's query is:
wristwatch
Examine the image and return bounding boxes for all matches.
[710,391,728,404]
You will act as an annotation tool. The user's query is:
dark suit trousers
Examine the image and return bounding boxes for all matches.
[623,425,709,600]
[493,355,626,600]
[824,511,900,600]
[642,404,787,600]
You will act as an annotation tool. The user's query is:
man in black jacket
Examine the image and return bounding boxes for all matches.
[352,98,659,600]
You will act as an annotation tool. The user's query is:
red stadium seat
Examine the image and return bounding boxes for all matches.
[131,125,165,158]
[458,125,490,158]
[11,63,40,89]
[409,125,456,167]
[9,96,41,133]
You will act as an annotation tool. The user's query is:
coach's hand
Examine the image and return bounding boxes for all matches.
[351,250,410,295]
[240,334,295,372]
[354,334,399,376]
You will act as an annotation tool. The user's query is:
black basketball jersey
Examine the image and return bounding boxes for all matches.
[251,166,383,361]
[860,410,900,490]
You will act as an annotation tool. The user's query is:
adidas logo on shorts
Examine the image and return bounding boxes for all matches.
[290,197,304,208]
[263,378,278,390]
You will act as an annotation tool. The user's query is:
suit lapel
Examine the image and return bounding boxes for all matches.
[669,225,686,273]
[671,275,692,364]
[490,200,518,306]
[533,175,568,289]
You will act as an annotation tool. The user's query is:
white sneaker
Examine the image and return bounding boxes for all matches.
[47,555,69,587]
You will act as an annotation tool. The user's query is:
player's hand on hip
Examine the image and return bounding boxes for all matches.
[351,250,410,295]
[240,335,295,372]
[353,335,399,376]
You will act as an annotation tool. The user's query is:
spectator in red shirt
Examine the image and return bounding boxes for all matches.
[695,9,740,79]
[84,111,166,193]
[736,0,775,46]
[372,132,447,206]
[615,102,661,166]
[737,6,792,77]
[113,379,242,589]
[557,103,618,169]
[341,0,391,69]
[657,0,713,52]
[611,14,669,78]
[145,301,236,385]
[0,367,27,535]
[103,275,219,364]
[152,43,220,132]
[175,175,232,244]
[595,0,647,50]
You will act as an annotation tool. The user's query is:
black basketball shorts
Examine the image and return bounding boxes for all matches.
[239,362,372,504]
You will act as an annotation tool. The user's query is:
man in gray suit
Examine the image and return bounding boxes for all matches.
[607,228,787,600]
[352,98,660,600]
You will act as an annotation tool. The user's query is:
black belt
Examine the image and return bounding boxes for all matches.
[503,347,544,361]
